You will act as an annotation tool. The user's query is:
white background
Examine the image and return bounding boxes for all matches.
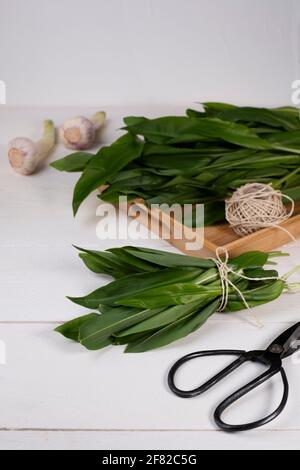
[1,0,300,451]
[0,0,299,106]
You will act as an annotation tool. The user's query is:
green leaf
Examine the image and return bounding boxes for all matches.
[186,108,206,118]
[68,267,203,309]
[116,283,220,308]
[120,246,215,269]
[123,116,148,127]
[144,142,236,157]
[55,313,99,342]
[125,116,271,149]
[113,331,150,345]
[72,133,144,215]
[50,152,94,172]
[114,300,208,337]
[226,280,285,311]
[266,130,300,154]
[230,251,270,269]
[143,142,231,156]
[78,253,138,278]
[99,188,148,203]
[107,247,160,272]
[242,268,278,280]
[202,102,238,114]
[186,102,237,117]
[140,153,212,173]
[79,306,162,350]
[145,188,216,205]
[282,185,300,201]
[204,106,300,130]
[79,253,115,275]
[204,201,226,225]
[109,168,144,183]
[109,168,168,189]
[125,299,219,353]
[75,246,147,277]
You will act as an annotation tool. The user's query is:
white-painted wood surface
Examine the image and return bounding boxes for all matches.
[0,107,300,450]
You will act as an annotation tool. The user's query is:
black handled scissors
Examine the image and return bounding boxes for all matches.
[168,322,300,432]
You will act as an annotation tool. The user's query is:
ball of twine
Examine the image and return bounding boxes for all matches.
[225,183,294,237]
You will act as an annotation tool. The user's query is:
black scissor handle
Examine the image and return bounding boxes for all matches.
[168,349,289,432]
[214,366,289,432]
[168,349,246,398]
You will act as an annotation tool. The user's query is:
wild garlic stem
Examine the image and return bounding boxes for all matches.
[282,264,300,281]
[91,111,106,130]
[36,120,55,162]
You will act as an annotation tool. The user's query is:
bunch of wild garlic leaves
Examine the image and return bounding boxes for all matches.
[52,103,300,225]
[56,246,286,353]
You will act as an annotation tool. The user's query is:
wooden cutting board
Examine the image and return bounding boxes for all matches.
[122,199,300,258]
[99,186,300,257]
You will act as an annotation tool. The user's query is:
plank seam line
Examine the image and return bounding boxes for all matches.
[0,428,299,433]
[0,321,296,325]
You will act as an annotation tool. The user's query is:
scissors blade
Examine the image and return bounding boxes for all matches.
[267,322,300,359]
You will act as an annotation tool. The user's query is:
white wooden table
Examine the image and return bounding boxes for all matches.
[1,106,300,450]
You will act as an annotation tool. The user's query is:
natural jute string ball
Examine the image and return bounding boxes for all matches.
[225,183,294,237]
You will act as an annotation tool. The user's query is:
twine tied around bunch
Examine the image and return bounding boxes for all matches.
[225,183,295,239]
[211,247,300,328]
[212,247,279,313]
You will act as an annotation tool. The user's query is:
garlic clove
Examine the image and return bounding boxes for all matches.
[59,112,106,150]
[59,116,95,150]
[8,137,38,175]
[8,120,55,176]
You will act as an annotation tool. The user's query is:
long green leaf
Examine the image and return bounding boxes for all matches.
[72,133,144,215]
[55,313,99,342]
[125,299,219,353]
[200,105,300,130]
[226,280,285,311]
[116,283,221,308]
[68,267,203,308]
[75,246,154,277]
[229,251,270,269]
[121,246,215,269]
[50,152,94,172]
[79,306,162,350]
[107,248,163,272]
[125,116,272,149]
[114,300,208,337]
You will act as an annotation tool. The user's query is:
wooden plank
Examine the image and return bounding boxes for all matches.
[0,430,300,450]
[0,322,300,431]
[1,241,299,323]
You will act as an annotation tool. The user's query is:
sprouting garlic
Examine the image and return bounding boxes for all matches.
[8,120,55,175]
[59,111,106,150]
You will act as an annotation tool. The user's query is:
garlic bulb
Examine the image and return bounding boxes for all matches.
[8,120,55,175]
[59,111,106,150]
